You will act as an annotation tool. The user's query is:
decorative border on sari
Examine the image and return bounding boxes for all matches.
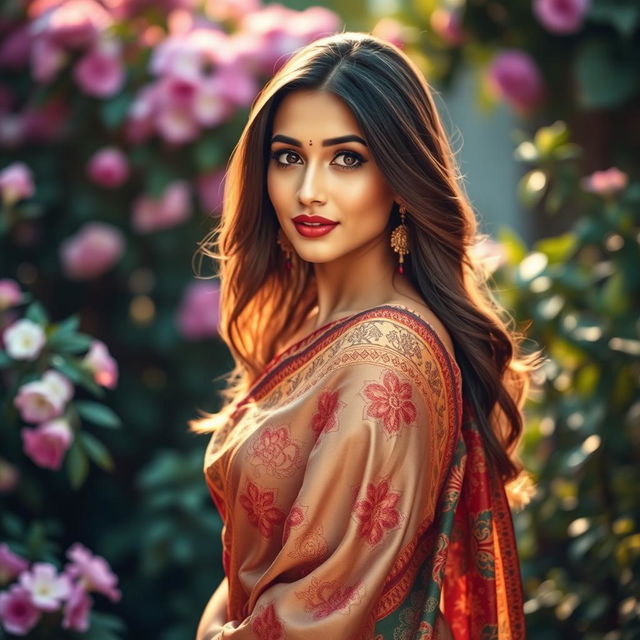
[250,305,462,424]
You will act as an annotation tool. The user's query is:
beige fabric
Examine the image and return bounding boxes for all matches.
[203,306,462,639]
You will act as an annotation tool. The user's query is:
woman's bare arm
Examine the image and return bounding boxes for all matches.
[196,577,228,640]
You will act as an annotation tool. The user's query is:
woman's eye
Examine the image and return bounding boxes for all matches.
[270,150,364,170]
[333,151,363,169]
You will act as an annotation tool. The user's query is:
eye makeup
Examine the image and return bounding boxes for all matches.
[270,149,367,171]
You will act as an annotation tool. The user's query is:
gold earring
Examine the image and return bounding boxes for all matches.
[390,205,410,274]
[277,228,294,271]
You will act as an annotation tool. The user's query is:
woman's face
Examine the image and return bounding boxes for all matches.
[267,89,398,266]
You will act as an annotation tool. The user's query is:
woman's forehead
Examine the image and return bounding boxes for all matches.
[272,90,363,139]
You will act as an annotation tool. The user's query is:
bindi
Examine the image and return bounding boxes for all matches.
[308,140,312,146]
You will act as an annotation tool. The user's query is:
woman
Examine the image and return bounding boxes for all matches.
[192,31,541,639]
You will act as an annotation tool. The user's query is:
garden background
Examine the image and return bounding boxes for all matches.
[0,0,638,638]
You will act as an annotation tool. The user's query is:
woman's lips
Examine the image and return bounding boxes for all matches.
[292,219,339,238]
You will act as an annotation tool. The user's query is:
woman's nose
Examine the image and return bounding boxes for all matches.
[297,161,326,205]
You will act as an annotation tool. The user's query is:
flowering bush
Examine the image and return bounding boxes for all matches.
[0,1,341,636]
[490,122,640,638]
[1,280,121,486]
[0,542,121,637]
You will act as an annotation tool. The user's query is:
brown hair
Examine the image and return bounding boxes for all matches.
[191,31,543,491]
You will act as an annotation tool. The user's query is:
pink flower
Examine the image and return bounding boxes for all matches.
[0,584,41,635]
[176,280,220,340]
[581,167,628,197]
[15,371,73,423]
[196,169,225,215]
[87,147,129,188]
[32,0,112,50]
[125,84,157,144]
[29,36,68,84]
[0,162,34,206]
[214,63,257,108]
[0,279,22,311]
[21,418,74,470]
[73,39,125,98]
[0,544,29,586]
[82,340,118,389]
[65,543,121,602]
[204,0,260,22]
[488,50,545,114]
[192,77,234,128]
[533,0,590,34]
[62,582,92,632]
[132,180,191,233]
[19,562,71,611]
[430,9,466,46]
[0,25,32,70]
[60,222,125,280]
[3,319,45,362]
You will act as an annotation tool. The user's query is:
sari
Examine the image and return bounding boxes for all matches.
[203,304,525,639]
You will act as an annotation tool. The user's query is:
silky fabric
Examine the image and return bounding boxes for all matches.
[203,305,525,639]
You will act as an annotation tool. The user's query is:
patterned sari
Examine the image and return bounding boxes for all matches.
[203,305,525,639]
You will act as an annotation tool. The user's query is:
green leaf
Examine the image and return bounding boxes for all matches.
[48,314,80,338]
[497,227,528,265]
[49,354,104,397]
[67,439,89,489]
[79,431,115,472]
[47,332,93,354]
[193,135,225,171]
[518,170,548,209]
[576,39,640,109]
[535,233,577,264]
[0,350,12,368]
[100,92,133,131]
[589,0,640,38]
[75,400,122,429]
[24,301,49,327]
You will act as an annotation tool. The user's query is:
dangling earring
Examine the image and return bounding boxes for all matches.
[390,204,410,274]
[277,228,294,271]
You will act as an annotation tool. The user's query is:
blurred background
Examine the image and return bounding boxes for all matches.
[0,0,638,638]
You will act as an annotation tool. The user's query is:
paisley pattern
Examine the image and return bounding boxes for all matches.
[202,305,525,639]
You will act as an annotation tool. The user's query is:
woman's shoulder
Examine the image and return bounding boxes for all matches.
[313,302,461,397]
[336,302,457,367]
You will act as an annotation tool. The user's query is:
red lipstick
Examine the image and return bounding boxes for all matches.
[292,215,338,238]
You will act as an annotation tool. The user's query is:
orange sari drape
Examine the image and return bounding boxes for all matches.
[202,304,525,639]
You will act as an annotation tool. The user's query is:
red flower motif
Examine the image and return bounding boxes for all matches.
[353,479,402,546]
[248,425,303,478]
[251,603,284,640]
[363,370,417,435]
[283,505,305,543]
[295,576,363,619]
[239,481,286,538]
[310,390,341,438]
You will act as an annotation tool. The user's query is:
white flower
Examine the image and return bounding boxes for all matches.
[19,562,71,611]
[41,370,74,405]
[3,319,46,360]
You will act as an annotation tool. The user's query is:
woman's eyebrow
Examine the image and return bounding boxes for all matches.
[270,134,368,147]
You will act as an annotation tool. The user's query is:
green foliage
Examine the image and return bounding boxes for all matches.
[495,124,639,638]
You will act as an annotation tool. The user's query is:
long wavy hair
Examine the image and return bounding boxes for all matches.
[191,31,543,495]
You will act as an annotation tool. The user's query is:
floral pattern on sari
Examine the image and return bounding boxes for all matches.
[362,370,418,437]
[352,478,404,546]
[202,305,525,639]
